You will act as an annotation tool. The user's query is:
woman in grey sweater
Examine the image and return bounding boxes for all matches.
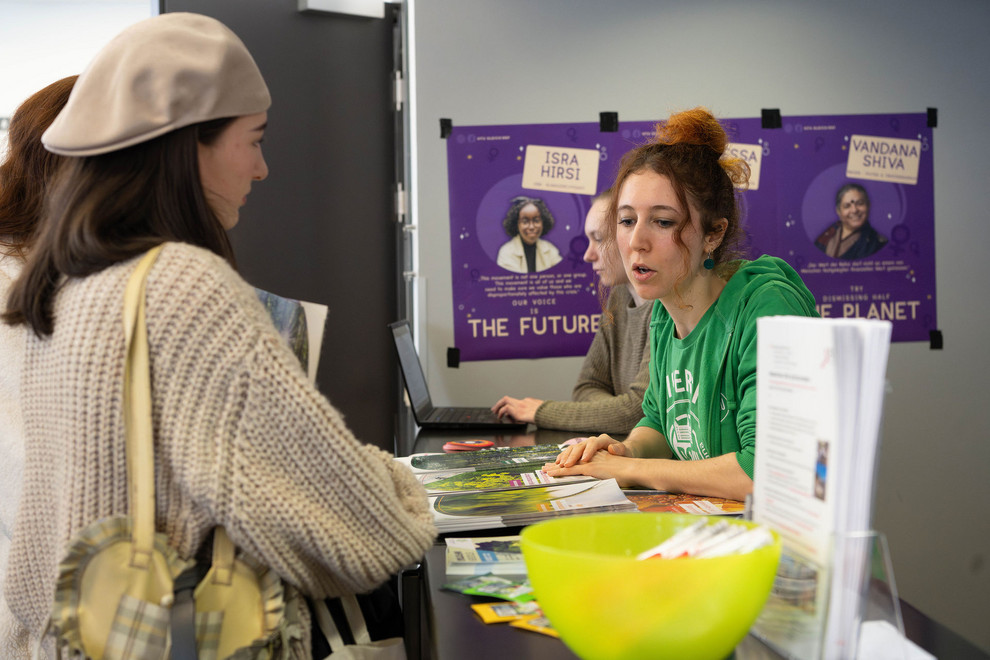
[491,192,653,434]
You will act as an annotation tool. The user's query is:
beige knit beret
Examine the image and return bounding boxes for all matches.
[43,12,271,156]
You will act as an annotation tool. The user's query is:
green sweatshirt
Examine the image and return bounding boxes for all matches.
[636,256,819,479]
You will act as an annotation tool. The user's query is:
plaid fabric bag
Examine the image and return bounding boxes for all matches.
[45,246,304,659]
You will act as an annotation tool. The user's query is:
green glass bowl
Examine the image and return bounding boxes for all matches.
[520,512,781,660]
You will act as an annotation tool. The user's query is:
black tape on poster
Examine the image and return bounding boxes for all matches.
[761,108,782,129]
[447,347,460,368]
[929,330,943,350]
[440,118,453,139]
[599,112,619,132]
[927,108,938,128]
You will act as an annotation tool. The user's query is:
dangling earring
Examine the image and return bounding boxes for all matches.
[704,250,715,270]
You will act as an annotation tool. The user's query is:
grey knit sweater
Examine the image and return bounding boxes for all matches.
[5,242,436,650]
[534,286,653,434]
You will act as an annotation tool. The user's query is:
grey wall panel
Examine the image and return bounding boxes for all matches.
[409,0,990,652]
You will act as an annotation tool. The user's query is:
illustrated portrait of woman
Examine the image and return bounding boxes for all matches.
[814,182,888,260]
[495,195,562,273]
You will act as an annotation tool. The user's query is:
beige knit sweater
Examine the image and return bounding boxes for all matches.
[5,242,436,650]
[534,285,653,434]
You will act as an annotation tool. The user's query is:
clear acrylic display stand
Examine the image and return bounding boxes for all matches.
[750,530,907,660]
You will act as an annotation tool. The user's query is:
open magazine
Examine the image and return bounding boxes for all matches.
[622,490,745,516]
[429,478,638,534]
[414,461,594,495]
[397,443,569,474]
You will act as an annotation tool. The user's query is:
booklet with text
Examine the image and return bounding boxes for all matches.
[750,316,892,660]
[445,535,525,576]
[255,287,328,383]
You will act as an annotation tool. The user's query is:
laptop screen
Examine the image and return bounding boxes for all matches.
[389,321,432,418]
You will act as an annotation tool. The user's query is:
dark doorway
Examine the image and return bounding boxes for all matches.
[159,1,400,450]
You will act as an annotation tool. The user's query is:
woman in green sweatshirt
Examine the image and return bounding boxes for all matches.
[544,107,818,501]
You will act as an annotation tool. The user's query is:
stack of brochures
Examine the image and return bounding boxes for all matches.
[750,316,893,660]
[397,444,638,533]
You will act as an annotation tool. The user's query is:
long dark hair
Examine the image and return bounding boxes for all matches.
[3,118,236,336]
[0,75,77,258]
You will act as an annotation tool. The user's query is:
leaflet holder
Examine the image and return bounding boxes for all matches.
[750,530,906,660]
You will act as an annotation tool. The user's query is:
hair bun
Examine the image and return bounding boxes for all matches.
[654,107,751,188]
[654,107,727,155]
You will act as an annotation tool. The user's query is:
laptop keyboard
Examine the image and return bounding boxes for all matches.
[431,407,500,423]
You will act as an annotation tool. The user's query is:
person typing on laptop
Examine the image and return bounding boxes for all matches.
[491,191,653,434]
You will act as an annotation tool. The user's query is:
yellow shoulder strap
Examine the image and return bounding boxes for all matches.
[122,244,165,568]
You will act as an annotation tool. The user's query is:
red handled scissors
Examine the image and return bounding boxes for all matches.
[442,439,495,452]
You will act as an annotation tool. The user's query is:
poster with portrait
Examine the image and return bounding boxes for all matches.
[445,112,935,361]
[446,123,624,361]
[741,113,936,342]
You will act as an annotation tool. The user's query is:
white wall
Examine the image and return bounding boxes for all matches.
[409,0,990,652]
[0,0,150,155]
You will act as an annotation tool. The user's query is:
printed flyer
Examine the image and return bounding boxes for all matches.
[446,113,934,361]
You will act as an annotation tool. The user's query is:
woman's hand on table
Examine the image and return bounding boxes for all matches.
[551,433,630,467]
[542,436,637,487]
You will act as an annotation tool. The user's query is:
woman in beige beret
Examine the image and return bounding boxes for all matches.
[2,13,435,657]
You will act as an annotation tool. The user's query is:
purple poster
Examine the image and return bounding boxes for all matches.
[741,113,936,342]
[446,113,935,360]
[446,123,623,361]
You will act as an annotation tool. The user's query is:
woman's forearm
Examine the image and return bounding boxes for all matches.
[632,452,753,501]
[621,425,671,459]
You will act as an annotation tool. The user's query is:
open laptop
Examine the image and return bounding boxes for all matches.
[389,320,528,430]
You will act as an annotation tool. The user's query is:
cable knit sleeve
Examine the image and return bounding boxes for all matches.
[147,244,435,598]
